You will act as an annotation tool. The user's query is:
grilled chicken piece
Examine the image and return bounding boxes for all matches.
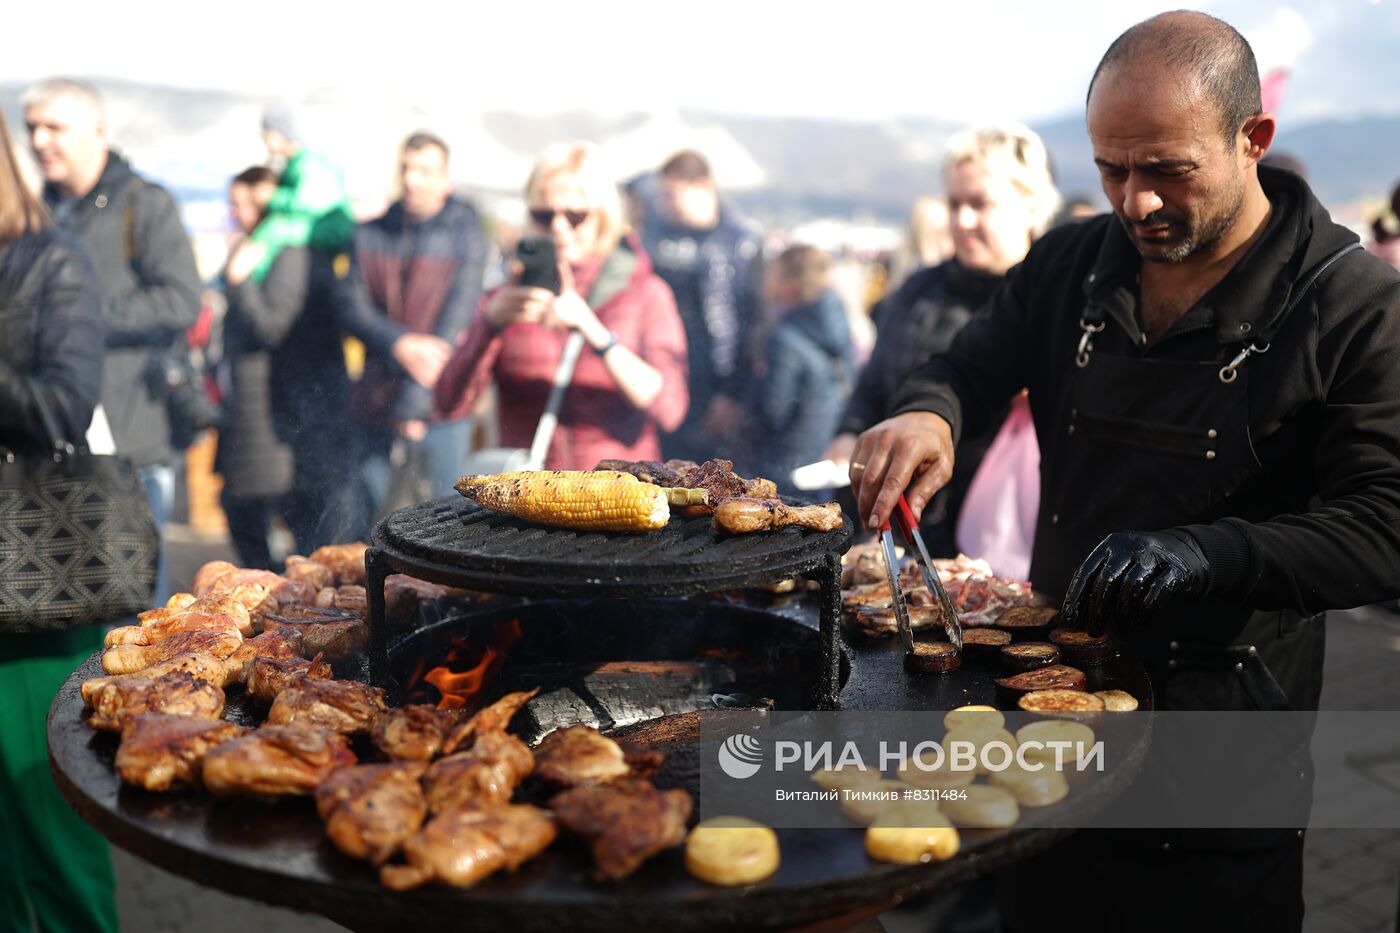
[247,654,333,705]
[372,704,461,762]
[311,586,368,623]
[262,606,368,661]
[423,729,534,812]
[203,724,356,797]
[115,713,244,791]
[440,689,538,754]
[713,497,843,534]
[135,582,273,638]
[220,629,304,685]
[284,555,334,591]
[533,725,665,787]
[119,651,239,688]
[267,678,388,735]
[316,762,429,865]
[101,629,242,675]
[85,671,226,733]
[192,561,316,606]
[533,725,630,786]
[307,542,370,586]
[379,802,556,891]
[105,611,246,648]
[551,778,693,880]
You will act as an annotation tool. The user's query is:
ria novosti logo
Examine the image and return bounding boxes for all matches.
[718,733,765,779]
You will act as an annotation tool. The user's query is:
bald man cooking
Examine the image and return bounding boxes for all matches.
[852,12,1400,930]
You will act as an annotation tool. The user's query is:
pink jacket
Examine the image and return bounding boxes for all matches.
[435,237,689,469]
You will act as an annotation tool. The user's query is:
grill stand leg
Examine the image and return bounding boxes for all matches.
[809,550,842,710]
[366,546,391,692]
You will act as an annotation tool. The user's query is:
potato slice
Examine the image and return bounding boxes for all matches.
[685,816,780,886]
[865,812,960,865]
[989,765,1070,807]
[943,727,1019,775]
[897,749,977,790]
[1094,689,1139,712]
[839,780,914,825]
[941,785,1020,829]
[1015,720,1097,770]
[811,764,882,792]
[942,705,1004,735]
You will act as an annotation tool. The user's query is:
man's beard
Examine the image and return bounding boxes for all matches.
[1120,179,1245,264]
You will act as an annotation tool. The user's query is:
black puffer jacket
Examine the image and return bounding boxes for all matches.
[0,229,104,456]
[44,151,202,468]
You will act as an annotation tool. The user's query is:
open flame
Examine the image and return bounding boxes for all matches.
[423,619,524,710]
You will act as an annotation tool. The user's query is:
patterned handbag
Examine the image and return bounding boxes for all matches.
[0,390,158,632]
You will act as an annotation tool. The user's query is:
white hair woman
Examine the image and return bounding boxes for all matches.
[435,142,689,468]
[825,124,1060,559]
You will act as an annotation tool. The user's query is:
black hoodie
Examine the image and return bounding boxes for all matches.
[892,165,1400,624]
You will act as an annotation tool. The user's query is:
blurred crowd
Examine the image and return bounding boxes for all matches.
[6,75,1400,586]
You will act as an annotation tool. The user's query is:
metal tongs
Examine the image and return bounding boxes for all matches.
[879,495,964,658]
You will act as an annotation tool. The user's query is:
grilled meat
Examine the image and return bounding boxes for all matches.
[262,606,368,660]
[423,729,534,812]
[131,583,271,639]
[101,629,242,676]
[594,458,780,515]
[713,497,843,534]
[115,713,244,791]
[220,629,305,685]
[247,654,333,706]
[85,670,225,733]
[105,606,247,648]
[551,778,693,880]
[372,704,461,762]
[283,555,335,590]
[267,678,388,735]
[440,689,538,754]
[379,801,556,891]
[533,725,633,787]
[192,560,316,606]
[202,724,356,797]
[315,762,429,865]
[307,542,369,586]
[311,586,369,623]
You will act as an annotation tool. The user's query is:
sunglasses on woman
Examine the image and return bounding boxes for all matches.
[529,207,591,229]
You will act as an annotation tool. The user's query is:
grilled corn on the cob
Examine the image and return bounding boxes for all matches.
[455,470,673,532]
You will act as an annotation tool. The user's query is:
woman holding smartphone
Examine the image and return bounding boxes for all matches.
[435,142,688,468]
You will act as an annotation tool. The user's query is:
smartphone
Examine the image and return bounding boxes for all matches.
[515,235,561,294]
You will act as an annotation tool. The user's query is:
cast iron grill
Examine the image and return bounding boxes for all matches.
[366,496,854,705]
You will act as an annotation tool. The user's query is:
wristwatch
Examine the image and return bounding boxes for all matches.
[594,330,621,356]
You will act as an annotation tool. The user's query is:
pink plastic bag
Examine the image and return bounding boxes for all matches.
[955,394,1039,582]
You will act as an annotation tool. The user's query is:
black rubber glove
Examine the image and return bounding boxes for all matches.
[1060,529,1211,635]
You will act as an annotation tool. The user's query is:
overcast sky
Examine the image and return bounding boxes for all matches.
[7,0,1398,125]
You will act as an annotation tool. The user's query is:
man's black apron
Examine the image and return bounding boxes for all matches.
[997,245,1362,930]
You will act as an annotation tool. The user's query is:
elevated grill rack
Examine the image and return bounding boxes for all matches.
[367,496,855,706]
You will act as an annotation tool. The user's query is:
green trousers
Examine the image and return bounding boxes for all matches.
[0,627,118,933]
